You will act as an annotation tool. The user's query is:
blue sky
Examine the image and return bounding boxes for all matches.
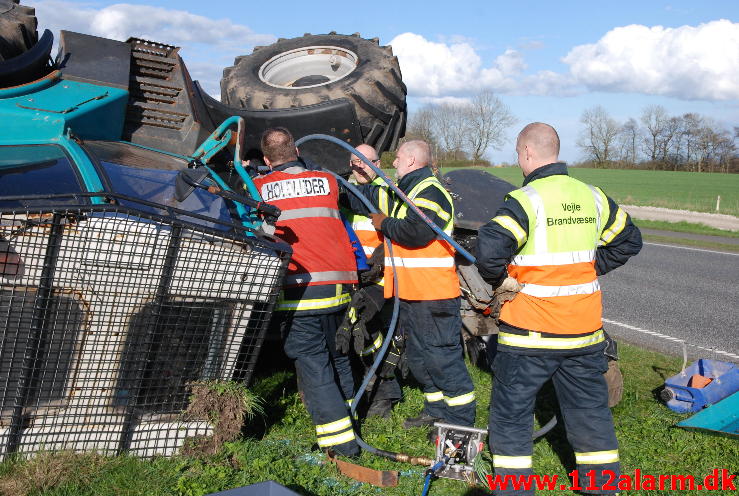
[33,0,738,163]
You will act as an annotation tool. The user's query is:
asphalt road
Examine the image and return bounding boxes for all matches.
[599,240,739,363]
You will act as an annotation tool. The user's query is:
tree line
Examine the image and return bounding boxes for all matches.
[578,105,737,173]
[403,90,516,165]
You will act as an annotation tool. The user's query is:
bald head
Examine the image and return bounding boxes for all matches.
[350,144,379,184]
[394,140,431,178]
[516,122,560,176]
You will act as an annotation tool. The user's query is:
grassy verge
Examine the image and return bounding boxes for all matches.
[634,219,739,238]
[1,344,737,496]
[641,234,739,253]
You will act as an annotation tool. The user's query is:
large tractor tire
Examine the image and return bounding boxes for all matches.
[0,0,37,61]
[221,32,407,154]
[0,0,52,87]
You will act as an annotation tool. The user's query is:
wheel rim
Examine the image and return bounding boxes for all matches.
[258,46,358,89]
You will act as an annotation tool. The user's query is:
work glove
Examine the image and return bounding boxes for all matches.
[360,244,385,284]
[488,276,523,321]
[379,333,407,379]
[603,331,619,361]
[336,286,385,355]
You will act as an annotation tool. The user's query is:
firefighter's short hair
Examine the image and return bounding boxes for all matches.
[262,127,298,166]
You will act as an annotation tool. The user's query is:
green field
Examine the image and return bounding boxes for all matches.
[3,344,737,496]
[442,167,739,216]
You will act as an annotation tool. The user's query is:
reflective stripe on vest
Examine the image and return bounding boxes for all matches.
[384,256,455,268]
[277,206,341,221]
[498,329,605,349]
[284,270,358,286]
[384,174,459,300]
[276,284,351,311]
[501,175,610,337]
[348,179,390,257]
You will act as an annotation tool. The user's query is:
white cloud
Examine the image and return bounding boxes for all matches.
[389,32,522,97]
[415,95,472,106]
[35,1,274,48]
[390,32,581,98]
[34,1,275,96]
[563,19,739,100]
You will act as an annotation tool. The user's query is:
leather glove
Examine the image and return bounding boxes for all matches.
[370,213,387,230]
[494,276,523,297]
[490,276,523,322]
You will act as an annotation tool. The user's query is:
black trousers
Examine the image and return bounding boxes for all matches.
[489,349,619,495]
[402,298,476,426]
[282,311,359,456]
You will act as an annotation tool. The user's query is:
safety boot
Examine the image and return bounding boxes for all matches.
[402,413,441,428]
[366,399,394,419]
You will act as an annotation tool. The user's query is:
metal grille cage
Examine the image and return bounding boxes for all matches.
[0,198,290,459]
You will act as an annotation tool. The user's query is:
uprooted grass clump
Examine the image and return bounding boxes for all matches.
[0,451,106,496]
[181,380,263,457]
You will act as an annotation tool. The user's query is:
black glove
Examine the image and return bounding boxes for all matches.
[335,318,353,354]
[603,331,619,361]
[336,286,384,355]
[360,244,385,284]
[379,333,407,379]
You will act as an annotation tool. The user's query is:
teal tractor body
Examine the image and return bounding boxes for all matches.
[0,40,266,229]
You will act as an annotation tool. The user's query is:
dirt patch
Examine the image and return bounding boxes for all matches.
[0,451,106,496]
[181,381,262,458]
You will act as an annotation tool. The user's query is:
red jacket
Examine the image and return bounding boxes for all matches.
[253,162,358,289]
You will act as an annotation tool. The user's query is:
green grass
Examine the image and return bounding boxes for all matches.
[641,234,739,253]
[634,219,739,238]
[3,344,737,496]
[448,167,739,216]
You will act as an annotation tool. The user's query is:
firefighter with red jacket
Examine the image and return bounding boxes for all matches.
[252,128,360,457]
[475,123,642,495]
[351,140,476,432]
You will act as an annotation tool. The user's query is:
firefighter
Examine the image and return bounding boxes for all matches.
[351,140,476,432]
[252,128,360,457]
[475,122,642,495]
[336,144,402,418]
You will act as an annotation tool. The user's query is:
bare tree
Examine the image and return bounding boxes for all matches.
[577,105,620,167]
[680,113,704,170]
[405,105,436,145]
[464,90,516,163]
[616,118,640,166]
[640,105,668,165]
[660,116,682,169]
[431,102,468,160]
